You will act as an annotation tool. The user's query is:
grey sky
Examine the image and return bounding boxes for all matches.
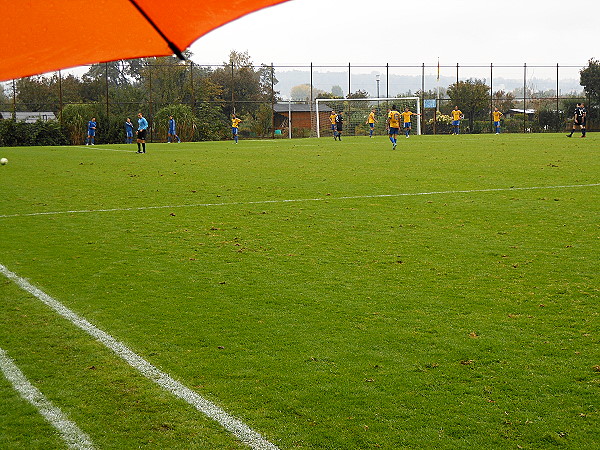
[190,0,595,79]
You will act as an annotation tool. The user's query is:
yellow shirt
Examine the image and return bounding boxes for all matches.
[330,113,337,125]
[232,118,242,128]
[367,112,376,123]
[388,110,400,128]
[492,111,503,121]
[401,111,414,123]
[451,110,463,120]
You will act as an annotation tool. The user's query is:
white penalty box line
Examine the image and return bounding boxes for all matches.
[0,264,279,450]
[0,183,599,219]
[0,347,95,449]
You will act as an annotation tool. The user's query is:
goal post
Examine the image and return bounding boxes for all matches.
[315,97,421,138]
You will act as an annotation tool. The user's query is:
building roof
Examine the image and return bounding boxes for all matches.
[0,111,57,122]
[273,103,331,113]
[506,108,536,115]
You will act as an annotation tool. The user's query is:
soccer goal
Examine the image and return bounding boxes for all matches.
[315,97,421,138]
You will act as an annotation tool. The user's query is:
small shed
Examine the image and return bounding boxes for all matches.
[273,102,331,133]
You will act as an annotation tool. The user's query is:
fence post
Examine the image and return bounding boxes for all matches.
[523,63,527,133]
[148,63,153,142]
[386,63,389,98]
[421,63,425,134]
[556,63,560,132]
[105,62,109,128]
[189,60,195,112]
[271,63,275,139]
[288,99,292,139]
[230,61,235,115]
[310,62,313,137]
[58,70,63,126]
[490,63,493,133]
[12,79,16,121]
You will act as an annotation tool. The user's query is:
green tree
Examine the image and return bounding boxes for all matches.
[15,76,58,111]
[331,85,344,98]
[447,79,490,132]
[579,58,600,100]
[210,50,275,116]
[492,90,516,113]
[154,104,198,142]
[61,103,104,144]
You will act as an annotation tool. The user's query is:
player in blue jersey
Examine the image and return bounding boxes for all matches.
[167,115,181,143]
[125,118,134,144]
[86,117,96,145]
[136,112,148,153]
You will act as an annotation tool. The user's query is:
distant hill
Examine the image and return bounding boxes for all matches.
[273,70,583,100]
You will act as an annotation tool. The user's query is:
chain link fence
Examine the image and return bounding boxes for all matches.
[0,62,590,145]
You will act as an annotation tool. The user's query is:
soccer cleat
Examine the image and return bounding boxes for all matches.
[566,134,572,137]
[392,143,397,150]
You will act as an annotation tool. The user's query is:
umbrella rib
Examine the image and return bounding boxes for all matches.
[128,0,186,60]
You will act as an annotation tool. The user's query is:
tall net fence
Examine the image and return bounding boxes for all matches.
[0,61,591,145]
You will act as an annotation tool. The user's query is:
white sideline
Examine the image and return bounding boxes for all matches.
[0,264,279,450]
[0,347,95,450]
[0,183,598,219]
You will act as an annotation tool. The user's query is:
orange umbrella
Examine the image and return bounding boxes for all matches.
[0,0,290,82]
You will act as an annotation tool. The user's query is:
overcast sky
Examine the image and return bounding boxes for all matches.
[190,0,596,79]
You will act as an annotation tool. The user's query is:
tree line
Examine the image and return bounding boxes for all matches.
[0,50,279,145]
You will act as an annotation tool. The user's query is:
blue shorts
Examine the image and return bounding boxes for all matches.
[494,121,500,127]
[232,127,238,135]
[126,131,133,137]
[369,123,374,128]
[389,127,399,135]
[331,124,336,130]
[169,129,176,135]
[452,120,461,126]
[404,122,411,128]
[88,129,96,136]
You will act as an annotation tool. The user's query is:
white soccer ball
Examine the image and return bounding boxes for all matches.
[0,158,7,165]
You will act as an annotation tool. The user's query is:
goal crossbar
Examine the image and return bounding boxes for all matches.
[315,97,421,138]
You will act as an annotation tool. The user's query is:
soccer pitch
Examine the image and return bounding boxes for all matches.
[1,134,598,449]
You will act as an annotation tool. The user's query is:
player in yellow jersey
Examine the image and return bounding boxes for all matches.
[387,105,401,149]
[365,109,377,137]
[492,107,503,134]
[231,114,242,143]
[451,106,463,135]
[401,107,421,138]
[329,110,338,139]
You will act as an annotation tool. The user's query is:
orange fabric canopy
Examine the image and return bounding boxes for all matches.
[0,0,290,82]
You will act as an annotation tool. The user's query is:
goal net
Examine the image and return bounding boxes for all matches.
[315,97,421,138]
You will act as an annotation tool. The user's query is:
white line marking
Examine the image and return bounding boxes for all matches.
[0,347,95,450]
[0,183,598,219]
[0,264,278,450]
[71,146,134,153]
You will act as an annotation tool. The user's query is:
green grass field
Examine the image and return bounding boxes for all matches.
[1,134,598,449]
